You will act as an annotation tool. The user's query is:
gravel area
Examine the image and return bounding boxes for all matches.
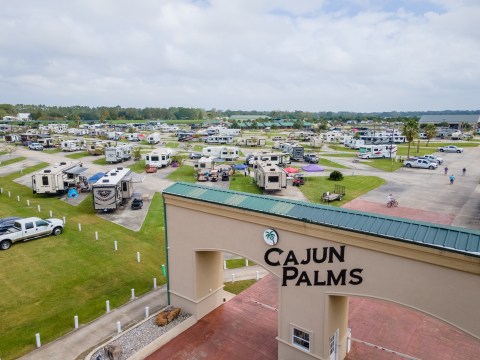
[91,308,191,360]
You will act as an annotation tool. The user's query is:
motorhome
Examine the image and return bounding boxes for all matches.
[61,139,84,152]
[145,149,172,168]
[253,161,287,192]
[235,137,267,147]
[202,146,240,161]
[32,161,87,195]
[147,132,161,144]
[357,144,398,159]
[92,167,138,212]
[205,135,234,144]
[281,142,304,161]
[246,151,290,166]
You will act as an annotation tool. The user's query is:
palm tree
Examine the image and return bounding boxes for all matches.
[424,123,437,147]
[402,119,419,158]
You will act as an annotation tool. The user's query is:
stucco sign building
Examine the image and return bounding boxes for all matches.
[162,182,480,360]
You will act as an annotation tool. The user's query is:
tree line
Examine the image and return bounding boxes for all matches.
[1,104,478,122]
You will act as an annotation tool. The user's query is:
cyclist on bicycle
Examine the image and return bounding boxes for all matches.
[388,193,394,203]
[387,193,397,207]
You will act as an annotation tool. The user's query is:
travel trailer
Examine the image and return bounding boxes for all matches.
[309,137,324,148]
[145,149,172,168]
[205,135,234,144]
[61,139,85,152]
[146,132,161,144]
[87,141,111,156]
[357,144,398,159]
[254,161,287,192]
[194,157,215,181]
[92,167,135,212]
[202,146,240,161]
[281,143,304,161]
[235,137,267,147]
[105,144,133,164]
[218,128,241,137]
[246,152,290,166]
[32,161,87,195]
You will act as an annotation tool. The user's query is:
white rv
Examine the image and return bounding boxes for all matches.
[281,142,304,161]
[194,157,215,181]
[202,146,240,161]
[205,135,234,144]
[92,167,135,212]
[254,161,287,192]
[32,161,87,195]
[235,137,266,147]
[218,128,241,137]
[147,132,161,144]
[145,149,172,168]
[61,139,84,152]
[246,152,290,166]
[105,146,125,163]
[357,144,398,159]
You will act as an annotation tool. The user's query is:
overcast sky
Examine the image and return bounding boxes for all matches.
[1,0,479,112]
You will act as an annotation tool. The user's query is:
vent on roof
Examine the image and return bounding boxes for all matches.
[111,172,117,176]
[117,167,123,170]
[44,170,51,173]
[60,162,66,165]
[102,179,109,183]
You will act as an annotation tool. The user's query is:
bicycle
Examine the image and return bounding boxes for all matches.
[387,199,398,208]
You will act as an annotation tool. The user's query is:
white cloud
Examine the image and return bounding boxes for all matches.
[0,0,478,111]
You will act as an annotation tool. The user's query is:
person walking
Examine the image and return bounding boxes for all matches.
[450,174,455,185]
[462,167,466,176]
[444,166,448,175]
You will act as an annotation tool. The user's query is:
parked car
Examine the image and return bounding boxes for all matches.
[0,217,22,233]
[131,198,143,210]
[189,152,202,159]
[303,154,319,163]
[28,142,44,151]
[438,145,464,153]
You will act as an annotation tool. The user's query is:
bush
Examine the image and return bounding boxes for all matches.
[329,170,344,181]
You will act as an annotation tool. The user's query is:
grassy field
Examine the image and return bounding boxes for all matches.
[0,166,166,359]
[300,175,385,206]
[166,165,196,183]
[318,158,348,169]
[0,156,26,167]
[360,158,404,172]
[229,174,263,194]
[225,258,256,269]
[65,151,90,159]
[223,279,257,295]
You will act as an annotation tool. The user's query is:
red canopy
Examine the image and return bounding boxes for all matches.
[284,167,300,174]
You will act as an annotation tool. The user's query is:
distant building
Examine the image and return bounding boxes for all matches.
[419,114,480,129]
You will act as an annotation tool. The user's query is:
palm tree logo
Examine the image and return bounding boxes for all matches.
[263,229,279,246]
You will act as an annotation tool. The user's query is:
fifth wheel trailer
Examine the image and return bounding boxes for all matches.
[253,161,287,192]
[92,167,143,212]
[32,161,87,194]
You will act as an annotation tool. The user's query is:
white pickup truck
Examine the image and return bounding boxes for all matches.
[403,158,438,170]
[0,217,64,250]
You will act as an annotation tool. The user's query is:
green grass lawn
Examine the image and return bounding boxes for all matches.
[300,174,385,206]
[225,258,256,269]
[223,279,257,295]
[229,174,263,194]
[318,158,348,169]
[129,160,146,174]
[193,145,203,152]
[65,151,90,159]
[360,158,404,172]
[0,156,26,167]
[166,165,196,183]
[165,142,179,149]
[43,148,62,154]
[92,158,108,165]
[0,167,166,359]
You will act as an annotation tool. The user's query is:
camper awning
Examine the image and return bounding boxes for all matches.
[64,166,88,175]
[124,172,145,183]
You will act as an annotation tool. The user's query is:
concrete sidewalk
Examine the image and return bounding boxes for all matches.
[18,266,266,360]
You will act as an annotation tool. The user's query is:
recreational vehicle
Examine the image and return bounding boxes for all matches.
[202,146,240,161]
[357,144,398,159]
[105,144,132,164]
[309,137,324,148]
[235,137,267,147]
[194,157,215,181]
[218,128,241,137]
[205,135,234,144]
[254,161,287,192]
[245,152,290,166]
[145,149,172,168]
[281,142,304,161]
[87,141,111,156]
[146,132,161,144]
[32,161,87,195]
[61,139,84,152]
[92,167,135,212]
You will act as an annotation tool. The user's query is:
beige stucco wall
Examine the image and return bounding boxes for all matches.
[164,195,480,360]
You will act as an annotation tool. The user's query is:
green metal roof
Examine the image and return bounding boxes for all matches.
[163,182,480,258]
